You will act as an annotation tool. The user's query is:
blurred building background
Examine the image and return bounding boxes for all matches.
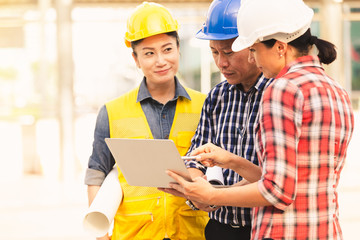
[0,0,359,239]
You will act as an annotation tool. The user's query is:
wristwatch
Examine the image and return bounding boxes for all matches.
[185,199,199,210]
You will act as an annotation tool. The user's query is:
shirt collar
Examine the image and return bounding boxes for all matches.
[136,76,191,103]
[253,73,271,92]
[276,55,322,79]
[228,73,271,93]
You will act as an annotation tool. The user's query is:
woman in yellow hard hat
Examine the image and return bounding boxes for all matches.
[85,2,209,240]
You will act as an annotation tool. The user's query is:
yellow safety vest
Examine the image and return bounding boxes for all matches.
[106,86,209,240]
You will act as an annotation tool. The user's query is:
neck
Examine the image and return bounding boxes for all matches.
[240,72,261,93]
[284,45,299,68]
[147,80,176,104]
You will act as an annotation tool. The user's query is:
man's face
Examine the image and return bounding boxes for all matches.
[209,38,261,89]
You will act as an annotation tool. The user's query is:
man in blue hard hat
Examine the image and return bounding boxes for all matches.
[185,0,273,239]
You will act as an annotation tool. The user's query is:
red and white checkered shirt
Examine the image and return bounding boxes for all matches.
[253,55,354,240]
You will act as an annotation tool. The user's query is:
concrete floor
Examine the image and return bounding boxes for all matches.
[0,112,359,240]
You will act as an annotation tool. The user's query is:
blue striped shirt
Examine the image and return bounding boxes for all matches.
[185,74,273,226]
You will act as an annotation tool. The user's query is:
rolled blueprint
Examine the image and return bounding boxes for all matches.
[83,167,123,237]
[206,166,224,186]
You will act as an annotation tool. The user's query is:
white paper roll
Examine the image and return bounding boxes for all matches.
[83,167,123,237]
[206,166,224,186]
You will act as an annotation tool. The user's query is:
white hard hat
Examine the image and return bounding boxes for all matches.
[232,0,314,52]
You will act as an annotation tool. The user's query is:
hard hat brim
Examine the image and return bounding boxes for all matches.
[232,23,312,52]
[195,29,238,41]
[232,36,253,52]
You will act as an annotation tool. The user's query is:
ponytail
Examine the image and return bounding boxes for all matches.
[262,29,337,65]
[310,36,337,64]
[288,29,337,65]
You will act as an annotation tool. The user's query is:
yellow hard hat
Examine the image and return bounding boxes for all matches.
[124,2,179,47]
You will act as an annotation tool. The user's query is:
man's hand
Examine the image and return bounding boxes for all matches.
[166,170,217,205]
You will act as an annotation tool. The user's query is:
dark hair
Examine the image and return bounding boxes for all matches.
[262,29,337,64]
[131,31,180,57]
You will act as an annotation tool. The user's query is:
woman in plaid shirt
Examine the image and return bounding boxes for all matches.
[163,0,355,239]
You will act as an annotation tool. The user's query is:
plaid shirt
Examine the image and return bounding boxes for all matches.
[254,56,354,240]
[186,74,273,226]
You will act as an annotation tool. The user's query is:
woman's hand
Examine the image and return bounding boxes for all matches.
[158,186,187,198]
[193,200,220,212]
[191,143,236,169]
[165,169,270,209]
[191,143,262,183]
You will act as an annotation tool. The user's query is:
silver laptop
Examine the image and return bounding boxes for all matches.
[105,138,192,188]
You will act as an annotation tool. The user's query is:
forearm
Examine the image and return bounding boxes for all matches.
[210,182,271,208]
[192,144,261,183]
[228,155,262,183]
[87,185,101,206]
[232,178,250,186]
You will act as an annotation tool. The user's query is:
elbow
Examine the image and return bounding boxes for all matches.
[258,178,295,211]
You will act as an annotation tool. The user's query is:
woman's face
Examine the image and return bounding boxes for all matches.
[248,42,285,78]
[132,33,179,86]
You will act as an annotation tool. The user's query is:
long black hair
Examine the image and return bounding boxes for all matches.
[262,29,337,64]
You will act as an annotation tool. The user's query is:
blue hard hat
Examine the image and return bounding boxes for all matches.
[196,0,241,40]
